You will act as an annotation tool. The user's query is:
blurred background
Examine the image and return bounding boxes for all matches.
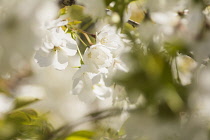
[1,0,210,140]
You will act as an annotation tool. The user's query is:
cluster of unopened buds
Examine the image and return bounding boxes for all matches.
[34,17,128,103]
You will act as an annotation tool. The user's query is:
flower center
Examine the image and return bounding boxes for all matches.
[100,37,108,44]
[53,46,61,51]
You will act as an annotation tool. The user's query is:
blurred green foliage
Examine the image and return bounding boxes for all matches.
[0,109,52,140]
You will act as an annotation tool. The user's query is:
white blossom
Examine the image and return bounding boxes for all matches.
[72,25,129,102]
[171,54,197,86]
[96,25,124,51]
[34,27,77,70]
[95,25,128,85]
[93,77,112,100]
[83,44,113,73]
[72,66,97,103]
[72,65,112,102]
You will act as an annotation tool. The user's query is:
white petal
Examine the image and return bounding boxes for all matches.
[88,63,99,73]
[65,35,78,50]
[34,49,54,67]
[72,65,91,79]
[78,87,96,103]
[52,51,68,70]
[56,20,68,27]
[98,67,109,73]
[93,84,112,100]
[83,72,94,87]
[57,50,69,64]
[72,78,83,95]
[92,74,101,84]
[43,42,54,50]
[61,47,77,56]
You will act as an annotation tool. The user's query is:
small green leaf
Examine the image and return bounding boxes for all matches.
[14,97,40,109]
[59,7,68,15]
[8,110,31,123]
[68,20,82,26]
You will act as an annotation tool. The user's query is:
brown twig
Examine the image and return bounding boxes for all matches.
[127,19,140,27]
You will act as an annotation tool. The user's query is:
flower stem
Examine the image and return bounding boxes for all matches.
[76,35,84,64]
[82,32,93,45]
[77,35,88,47]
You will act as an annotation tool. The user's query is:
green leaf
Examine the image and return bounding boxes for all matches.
[7,109,53,139]
[68,20,82,26]
[8,109,38,123]
[14,97,40,109]
[65,130,95,140]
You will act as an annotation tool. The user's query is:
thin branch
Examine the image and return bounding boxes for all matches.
[71,27,96,38]
[82,32,94,45]
[46,108,123,140]
[127,19,140,27]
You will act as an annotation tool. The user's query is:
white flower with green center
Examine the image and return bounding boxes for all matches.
[34,27,77,70]
[96,25,124,51]
[83,44,113,73]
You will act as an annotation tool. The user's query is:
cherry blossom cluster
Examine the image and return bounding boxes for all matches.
[72,25,128,102]
[34,17,127,102]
